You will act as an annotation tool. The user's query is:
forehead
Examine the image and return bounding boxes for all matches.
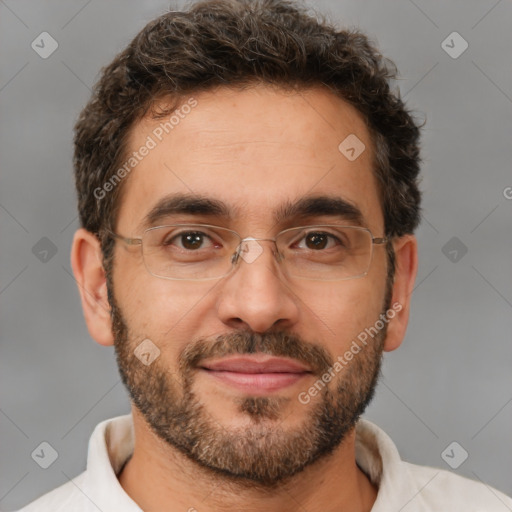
[116,85,383,235]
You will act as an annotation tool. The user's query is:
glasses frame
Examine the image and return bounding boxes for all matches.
[104,223,389,282]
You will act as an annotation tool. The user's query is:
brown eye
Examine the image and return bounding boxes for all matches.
[164,231,214,251]
[305,233,329,250]
[180,232,205,250]
[298,232,342,251]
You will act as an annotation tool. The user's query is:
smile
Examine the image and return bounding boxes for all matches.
[199,355,312,393]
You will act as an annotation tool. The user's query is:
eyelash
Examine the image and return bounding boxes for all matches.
[165,230,344,251]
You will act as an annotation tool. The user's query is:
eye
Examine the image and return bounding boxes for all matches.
[296,231,344,251]
[164,231,217,251]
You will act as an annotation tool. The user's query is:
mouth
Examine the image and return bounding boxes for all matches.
[199,355,312,393]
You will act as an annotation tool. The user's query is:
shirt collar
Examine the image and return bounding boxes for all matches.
[82,413,416,511]
[84,414,141,511]
[354,418,415,511]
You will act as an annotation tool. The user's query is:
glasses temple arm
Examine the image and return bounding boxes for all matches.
[103,229,142,246]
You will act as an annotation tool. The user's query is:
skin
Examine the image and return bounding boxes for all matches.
[71,84,418,512]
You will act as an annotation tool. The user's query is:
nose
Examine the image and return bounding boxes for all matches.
[216,239,300,333]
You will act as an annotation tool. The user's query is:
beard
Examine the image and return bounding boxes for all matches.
[110,286,389,489]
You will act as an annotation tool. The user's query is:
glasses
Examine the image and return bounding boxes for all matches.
[105,224,388,282]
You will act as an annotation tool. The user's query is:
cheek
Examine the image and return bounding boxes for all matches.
[113,259,216,348]
[292,278,386,351]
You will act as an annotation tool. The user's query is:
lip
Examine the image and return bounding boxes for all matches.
[199,355,312,393]
[200,355,312,374]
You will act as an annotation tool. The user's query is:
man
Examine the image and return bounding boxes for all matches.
[17,0,512,510]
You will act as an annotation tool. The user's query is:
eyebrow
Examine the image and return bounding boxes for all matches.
[137,192,365,231]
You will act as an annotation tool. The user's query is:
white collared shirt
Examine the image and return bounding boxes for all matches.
[16,414,512,511]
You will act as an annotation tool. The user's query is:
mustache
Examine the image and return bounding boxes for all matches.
[180,330,333,376]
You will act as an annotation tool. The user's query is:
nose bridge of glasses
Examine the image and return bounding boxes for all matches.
[234,236,282,265]
[240,236,277,244]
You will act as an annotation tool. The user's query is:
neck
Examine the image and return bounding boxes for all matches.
[117,408,378,512]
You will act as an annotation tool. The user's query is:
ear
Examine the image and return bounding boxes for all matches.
[70,228,114,347]
[383,234,418,352]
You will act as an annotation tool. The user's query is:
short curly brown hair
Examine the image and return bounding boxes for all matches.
[73,0,422,285]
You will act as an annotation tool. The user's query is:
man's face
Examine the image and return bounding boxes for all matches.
[110,85,390,487]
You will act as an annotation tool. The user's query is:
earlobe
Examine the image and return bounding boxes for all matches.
[70,228,114,347]
[383,234,418,352]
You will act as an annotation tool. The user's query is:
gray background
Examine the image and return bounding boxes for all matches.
[1,0,511,510]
